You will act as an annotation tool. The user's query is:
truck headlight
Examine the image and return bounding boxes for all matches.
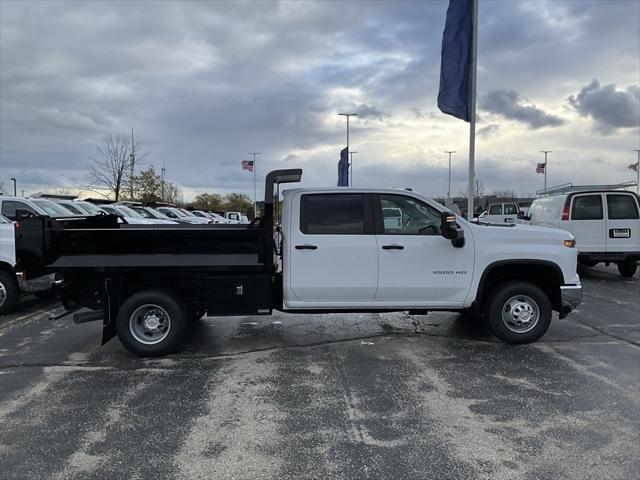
[563,239,575,248]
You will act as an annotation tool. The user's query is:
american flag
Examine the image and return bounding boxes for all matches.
[629,162,639,172]
[536,162,546,174]
[241,160,254,172]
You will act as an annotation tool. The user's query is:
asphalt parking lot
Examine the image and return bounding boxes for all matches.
[1,264,638,480]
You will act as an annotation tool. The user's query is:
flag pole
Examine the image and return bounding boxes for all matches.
[249,152,260,217]
[634,150,640,195]
[467,0,478,220]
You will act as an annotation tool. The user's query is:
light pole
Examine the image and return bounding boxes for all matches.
[634,150,640,194]
[10,178,16,196]
[161,167,166,200]
[339,113,357,186]
[445,151,456,203]
[249,152,260,216]
[540,150,551,191]
[130,129,136,200]
[349,151,357,186]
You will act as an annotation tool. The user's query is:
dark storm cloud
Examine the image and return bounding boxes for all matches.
[479,90,565,129]
[0,0,637,198]
[568,80,640,134]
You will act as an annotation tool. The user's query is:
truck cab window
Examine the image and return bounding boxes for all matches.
[571,195,603,220]
[489,204,502,215]
[379,195,441,235]
[607,194,639,220]
[504,204,517,215]
[301,194,364,234]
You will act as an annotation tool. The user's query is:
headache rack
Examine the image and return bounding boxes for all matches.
[536,181,638,197]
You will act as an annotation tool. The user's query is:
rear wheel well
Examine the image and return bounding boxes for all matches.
[477,262,562,311]
[0,262,16,275]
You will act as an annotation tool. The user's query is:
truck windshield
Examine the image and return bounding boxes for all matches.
[31,199,75,216]
[76,202,104,215]
[117,206,144,218]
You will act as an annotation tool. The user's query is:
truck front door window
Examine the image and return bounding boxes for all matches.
[379,195,441,235]
[504,204,517,215]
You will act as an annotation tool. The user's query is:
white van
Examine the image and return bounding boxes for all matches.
[478,203,523,224]
[527,190,639,277]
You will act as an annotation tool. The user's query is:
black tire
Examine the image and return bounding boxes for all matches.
[617,261,637,278]
[116,290,189,356]
[0,270,20,315]
[484,281,552,344]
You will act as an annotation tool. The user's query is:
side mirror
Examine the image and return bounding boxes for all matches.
[15,209,36,221]
[517,211,525,219]
[440,212,465,248]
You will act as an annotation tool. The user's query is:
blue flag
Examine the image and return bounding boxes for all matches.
[437,0,473,122]
[337,147,349,186]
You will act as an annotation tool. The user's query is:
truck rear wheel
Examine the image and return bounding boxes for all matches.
[617,261,637,278]
[0,270,20,315]
[116,290,188,356]
[484,281,551,344]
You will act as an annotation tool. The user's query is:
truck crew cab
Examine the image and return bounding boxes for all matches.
[21,170,582,356]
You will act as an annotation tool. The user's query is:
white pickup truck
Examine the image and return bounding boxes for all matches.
[35,169,582,356]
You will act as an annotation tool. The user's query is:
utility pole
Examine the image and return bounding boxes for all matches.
[10,178,16,196]
[445,151,456,203]
[339,113,357,186]
[633,150,640,195]
[540,150,551,191]
[249,152,260,216]
[161,166,166,201]
[130,129,136,200]
[349,151,357,186]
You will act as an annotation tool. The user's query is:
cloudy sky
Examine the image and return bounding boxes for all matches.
[1,0,639,200]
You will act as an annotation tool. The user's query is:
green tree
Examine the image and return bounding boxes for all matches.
[224,193,254,218]
[193,193,224,211]
[134,166,163,202]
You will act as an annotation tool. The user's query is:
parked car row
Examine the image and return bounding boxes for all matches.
[0,195,251,314]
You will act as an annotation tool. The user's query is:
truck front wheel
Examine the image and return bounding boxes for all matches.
[0,270,20,315]
[485,281,551,344]
[617,261,637,278]
[116,290,189,356]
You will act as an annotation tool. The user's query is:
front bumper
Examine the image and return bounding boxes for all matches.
[559,283,582,318]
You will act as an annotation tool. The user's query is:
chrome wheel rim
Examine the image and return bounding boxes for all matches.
[129,304,171,345]
[0,282,7,307]
[501,295,539,333]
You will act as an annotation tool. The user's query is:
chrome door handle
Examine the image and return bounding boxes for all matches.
[382,244,404,250]
[295,244,318,250]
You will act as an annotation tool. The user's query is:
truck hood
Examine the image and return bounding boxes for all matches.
[470,222,574,241]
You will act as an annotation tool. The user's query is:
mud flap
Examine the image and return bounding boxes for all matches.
[101,278,119,345]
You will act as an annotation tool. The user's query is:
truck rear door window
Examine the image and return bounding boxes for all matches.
[489,204,502,215]
[504,204,517,215]
[607,194,639,219]
[301,194,365,234]
[571,195,603,220]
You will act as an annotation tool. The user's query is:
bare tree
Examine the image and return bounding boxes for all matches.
[87,133,145,201]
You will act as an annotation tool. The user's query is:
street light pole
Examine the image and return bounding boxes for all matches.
[540,150,552,191]
[130,129,136,200]
[10,178,16,196]
[339,113,357,186]
[161,167,166,200]
[349,151,357,186]
[249,152,260,216]
[634,150,640,194]
[445,151,456,203]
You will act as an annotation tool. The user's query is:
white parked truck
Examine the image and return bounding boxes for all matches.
[26,170,582,355]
